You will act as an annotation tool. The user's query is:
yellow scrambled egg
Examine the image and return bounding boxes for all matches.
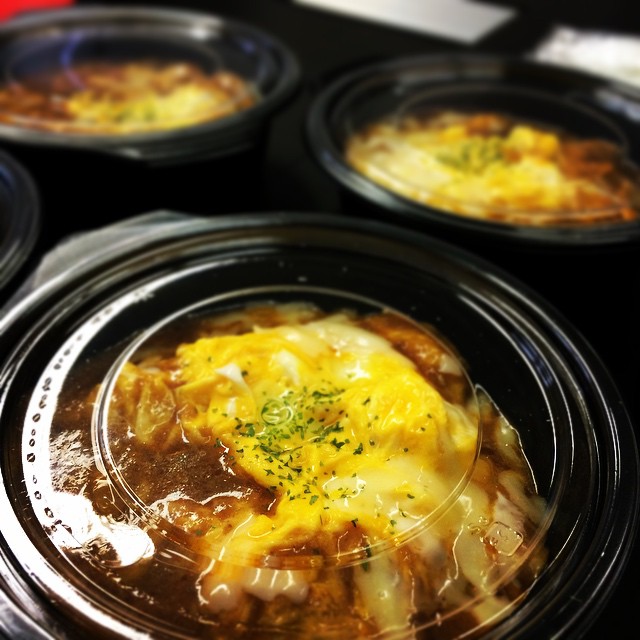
[117,312,478,563]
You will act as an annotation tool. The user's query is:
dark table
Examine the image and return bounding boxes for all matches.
[9,0,640,637]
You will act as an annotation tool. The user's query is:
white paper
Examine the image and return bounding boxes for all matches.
[293,0,516,44]
[532,26,640,89]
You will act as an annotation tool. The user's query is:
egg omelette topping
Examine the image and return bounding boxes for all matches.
[0,60,257,134]
[345,110,640,225]
[110,305,479,564]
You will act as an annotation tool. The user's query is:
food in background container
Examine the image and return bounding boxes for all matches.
[345,110,640,225]
[0,59,258,134]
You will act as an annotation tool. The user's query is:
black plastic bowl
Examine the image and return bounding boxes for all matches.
[0,6,299,237]
[306,53,640,249]
[0,211,637,639]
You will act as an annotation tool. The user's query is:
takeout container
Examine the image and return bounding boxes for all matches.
[0,5,299,243]
[0,147,40,304]
[0,211,637,639]
[306,53,640,248]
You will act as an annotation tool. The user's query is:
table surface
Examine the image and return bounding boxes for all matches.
[5,0,640,637]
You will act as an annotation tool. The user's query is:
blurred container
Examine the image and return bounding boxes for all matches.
[0,147,39,305]
[0,211,637,639]
[0,5,300,245]
[306,53,640,246]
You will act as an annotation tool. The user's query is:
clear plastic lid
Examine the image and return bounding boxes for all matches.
[92,288,482,569]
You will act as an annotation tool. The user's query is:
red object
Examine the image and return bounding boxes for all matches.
[0,0,74,21]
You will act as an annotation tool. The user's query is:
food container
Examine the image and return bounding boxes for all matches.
[306,53,640,247]
[305,53,640,420]
[0,147,40,304]
[0,6,299,243]
[0,211,637,639]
